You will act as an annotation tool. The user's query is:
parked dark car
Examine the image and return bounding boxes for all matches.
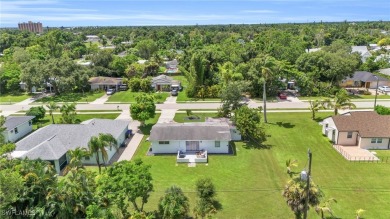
[106,88,116,95]
[171,90,178,96]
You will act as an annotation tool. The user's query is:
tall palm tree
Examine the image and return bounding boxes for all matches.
[333,89,356,115]
[88,133,117,174]
[63,148,90,175]
[259,55,278,123]
[46,102,59,124]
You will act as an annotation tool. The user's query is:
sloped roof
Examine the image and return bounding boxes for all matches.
[4,116,35,131]
[13,119,129,160]
[332,111,390,138]
[150,122,231,141]
[379,68,390,76]
[344,71,388,82]
[88,77,122,85]
[152,75,173,84]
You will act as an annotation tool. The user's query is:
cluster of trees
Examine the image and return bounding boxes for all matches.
[0,147,220,219]
[2,22,390,98]
[25,102,80,126]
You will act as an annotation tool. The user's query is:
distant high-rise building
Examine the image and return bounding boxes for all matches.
[18,21,43,33]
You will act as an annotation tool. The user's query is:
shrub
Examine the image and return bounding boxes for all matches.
[26,106,46,122]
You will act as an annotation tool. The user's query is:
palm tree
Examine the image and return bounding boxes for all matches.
[309,99,332,120]
[46,102,59,124]
[60,102,77,124]
[285,159,298,175]
[333,89,356,115]
[315,198,337,219]
[88,133,117,174]
[259,55,278,123]
[356,209,365,219]
[0,116,6,144]
[63,148,90,175]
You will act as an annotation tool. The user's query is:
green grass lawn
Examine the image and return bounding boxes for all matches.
[0,93,32,104]
[32,113,120,130]
[131,112,390,218]
[173,113,218,123]
[107,90,169,103]
[36,91,104,103]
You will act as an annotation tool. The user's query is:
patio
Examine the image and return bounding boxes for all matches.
[333,145,379,161]
[177,150,208,163]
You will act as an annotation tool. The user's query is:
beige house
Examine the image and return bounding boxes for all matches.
[321,111,390,150]
[88,77,123,91]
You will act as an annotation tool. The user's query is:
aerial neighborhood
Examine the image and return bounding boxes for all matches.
[1,10,390,219]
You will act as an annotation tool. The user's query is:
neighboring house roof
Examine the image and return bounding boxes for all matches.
[374,54,390,63]
[13,119,129,160]
[331,111,390,138]
[137,60,148,64]
[152,75,174,84]
[379,68,390,76]
[150,122,232,141]
[351,46,372,56]
[166,59,178,66]
[88,76,122,85]
[3,116,35,131]
[344,71,388,83]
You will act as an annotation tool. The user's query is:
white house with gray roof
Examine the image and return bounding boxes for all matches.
[2,116,35,143]
[149,122,235,156]
[351,46,372,63]
[11,119,129,174]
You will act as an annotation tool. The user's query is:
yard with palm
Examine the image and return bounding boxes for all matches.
[133,112,390,218]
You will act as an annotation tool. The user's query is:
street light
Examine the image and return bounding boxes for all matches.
[301,149,312,219]
[373,75,379,109]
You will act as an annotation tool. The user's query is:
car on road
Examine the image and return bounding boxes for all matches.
[379,86,390,93]
[106,88,116,95]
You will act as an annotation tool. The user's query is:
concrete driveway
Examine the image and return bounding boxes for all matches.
[158,109,177,123]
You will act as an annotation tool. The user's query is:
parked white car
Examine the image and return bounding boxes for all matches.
[379,86,390,93]
[106,88,116,95]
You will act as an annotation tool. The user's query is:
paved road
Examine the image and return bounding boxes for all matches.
[2,100,390,116]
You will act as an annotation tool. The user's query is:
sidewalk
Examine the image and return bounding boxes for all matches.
[158,109,177,123]
[90,94,109,104]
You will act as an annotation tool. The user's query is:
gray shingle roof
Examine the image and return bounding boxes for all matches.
[14,119,129,160]
[88,76,122,85]
[152,75,173,84]
[344,71,388,83]
[149,122,231,141]
[332,111,390,138]
[3,116,35,131]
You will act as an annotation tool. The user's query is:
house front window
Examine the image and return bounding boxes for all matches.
[215,141,220,147]
[14,127,18,134]
[29,120,32,126]
[371,138,382,143]
[347,132,352,138]
[377,138,382,143]
[371,138,376,143]
[159,141,169,144]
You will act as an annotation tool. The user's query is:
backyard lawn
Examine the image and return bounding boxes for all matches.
[0,93,32,104]
[131,112,390,218]
[107,90,169,103]
[31,113,120,130]
[36,91,104,103]
[173,112,218,123]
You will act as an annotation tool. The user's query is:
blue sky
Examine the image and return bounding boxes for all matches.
[1,0,389,27]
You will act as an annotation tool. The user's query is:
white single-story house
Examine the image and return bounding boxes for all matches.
[340,71,389,89]
[88,76,123,91]
[11,119,129,174]
[205,117,242,141]
[321,111,390,150]
[150,120,241,158]
[351,46,372,63]
[151,75,181,91]
[2,116,35,143]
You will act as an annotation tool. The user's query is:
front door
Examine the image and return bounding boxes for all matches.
[332,130,336,143]
[186,141,199,151]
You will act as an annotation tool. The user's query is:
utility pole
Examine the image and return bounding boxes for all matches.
[303,149,312,219]
[374,75,379,109]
